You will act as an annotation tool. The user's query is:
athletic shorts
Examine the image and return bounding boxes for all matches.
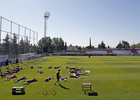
[57,76,59,81]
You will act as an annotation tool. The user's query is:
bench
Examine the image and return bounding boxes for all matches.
[82,83,91,93]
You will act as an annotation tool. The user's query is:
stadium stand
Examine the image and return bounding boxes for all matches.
[112,50,133,56]
[50,49,140,56]
[86,50,107,54]
[106,50,113,53]
[130,49,139,55]
[136,49,140,54]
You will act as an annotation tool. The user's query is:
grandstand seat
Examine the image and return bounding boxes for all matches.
[86,50,107,54]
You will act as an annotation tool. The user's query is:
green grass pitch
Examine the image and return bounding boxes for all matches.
[0,56,140,100]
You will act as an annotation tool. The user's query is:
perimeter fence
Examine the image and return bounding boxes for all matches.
[0,16,38,66]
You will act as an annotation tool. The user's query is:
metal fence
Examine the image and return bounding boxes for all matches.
[0,16,38,60]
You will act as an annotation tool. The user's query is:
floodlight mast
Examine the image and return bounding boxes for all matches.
[44,11,50,52]
[44,12,50,38]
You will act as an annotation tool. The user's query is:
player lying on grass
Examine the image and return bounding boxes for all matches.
[69,70,77,73]
[6,70,16,74]
[70,74,80,78]
[4,75,17,80]
[13,76,26,82]
[48,66,52,69]
[0,73,6,78]
[37,66,42,68]
[5,71,15,75]
[22,78,37,84]
[5,67,22,75]
[75,72,89,76]
[70,69,90,75]
[43,76,53,82]
[54,66,61,69]
[37,70,43,74]
[59,76,67,82]
[30,66,34,69]
[74,68,83,71]
[14,67,22,71]
[66,66,83,71]
[65,66,77,70]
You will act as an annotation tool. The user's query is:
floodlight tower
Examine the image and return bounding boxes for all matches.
[43,11,50,52]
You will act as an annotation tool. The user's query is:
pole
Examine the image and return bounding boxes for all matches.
[43,12,50,53]
[44,17,47,38]
[29,29,31,53]
[10,21,12,60]
[18,25,20,58]
[24,27,26,53]
[44,17,47,51]
[0,17,2,43]
[36,32,38,54]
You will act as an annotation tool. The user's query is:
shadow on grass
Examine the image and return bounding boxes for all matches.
[83,90,98,96]
[12,92,25,95]
[23,81,37,86]
[59,84,70,90]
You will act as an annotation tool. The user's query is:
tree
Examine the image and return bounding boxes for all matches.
[31,44,37,53]
[52,37,58,52]
[101,41,106,48]
[37,37,66,53]
[116,42,122,48]
[12,33,18,55]
[24,37,30,53]
[122,41,130,48]
[98,44,101,49]
[98,41,106,49]
[131,43,140,49]
[46,37,53,52]
[85,46,91,49]
[64,42,67,51]
[19,38,24,54]
[37,38,44,53]
[40,37,53,53]
[116,41,130,49]
[77,46,82,50]
[130,44,136,49]
[58,37,65,51]
[44,37,66,52]
[52,37,65,52]
[108,46,110,49]
[0,42,4,53]
[37,37,48,53]
[3,34,10,54]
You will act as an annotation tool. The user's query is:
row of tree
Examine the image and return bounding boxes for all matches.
[0,34,36,55]
[37,37,67,53]
[0,34,67,55]
[131,43,140,49]
[84,40,131,50]
[0,33,139,55]
[97,40,140,49]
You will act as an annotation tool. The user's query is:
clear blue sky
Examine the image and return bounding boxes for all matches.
[0,0,140,47]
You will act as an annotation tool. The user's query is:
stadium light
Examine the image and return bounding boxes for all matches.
[43,11,50,53]
[44,11,50,38]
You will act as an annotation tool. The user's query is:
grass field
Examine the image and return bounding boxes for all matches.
[0,56,140,100]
